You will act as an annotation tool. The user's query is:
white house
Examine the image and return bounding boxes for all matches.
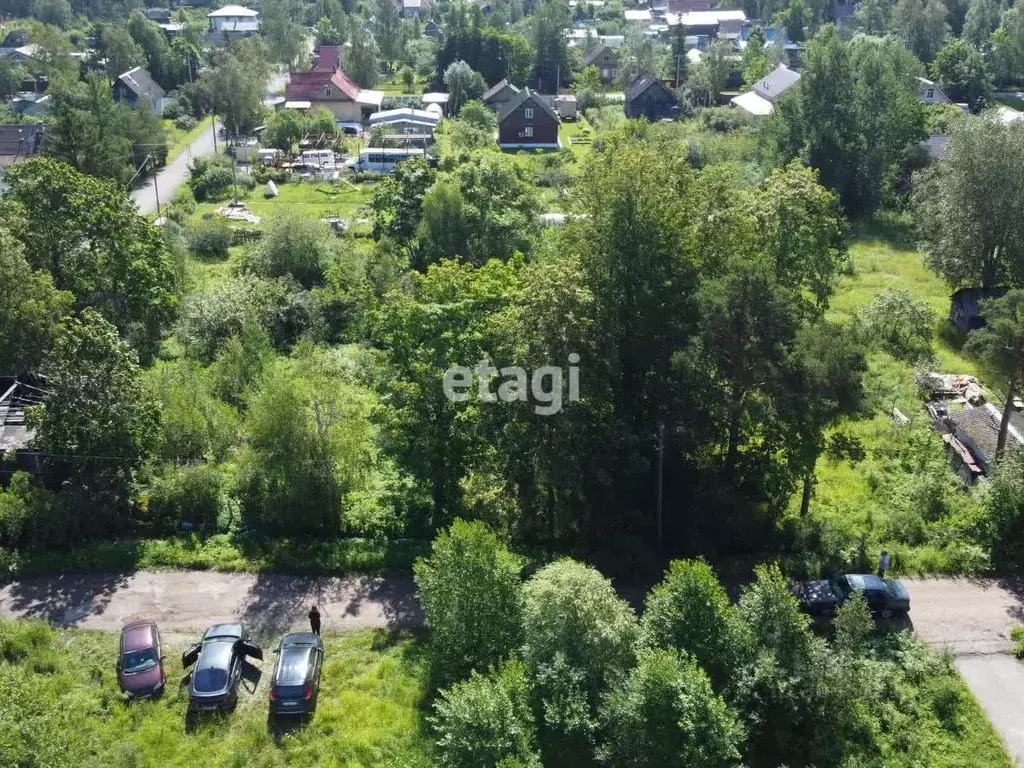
[208,5,260,33]
[731,64,801,116]
[917,77,950,105]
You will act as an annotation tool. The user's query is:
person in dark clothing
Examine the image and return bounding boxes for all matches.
[308,604,321,635]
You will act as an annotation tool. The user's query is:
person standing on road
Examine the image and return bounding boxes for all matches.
[308,604,321,635]
[878,550,890,578]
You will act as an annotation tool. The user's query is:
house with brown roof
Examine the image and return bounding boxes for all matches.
[284,69,383,123]
[314,45,341,72]
[498,88,560,149]
[582,42,618,84]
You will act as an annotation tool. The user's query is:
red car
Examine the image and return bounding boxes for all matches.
[117,620,166,698]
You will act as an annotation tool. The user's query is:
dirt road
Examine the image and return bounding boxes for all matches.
[131,118,218,217]
[0,571,421,641]
[2,571,1023,761]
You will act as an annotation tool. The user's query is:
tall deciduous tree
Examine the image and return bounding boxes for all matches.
[964,290,1024,463]
[0,157,177,355]
[914,116,1024,289]
[443,59,486,114]
[29,309,159,534]
[891,0,949,63]
[0,228,73,375]
[413,518,525,688]
[931,37,993,110]
[372,0,404,66]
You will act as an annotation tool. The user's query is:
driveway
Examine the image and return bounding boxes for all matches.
[131,117,219,217]
[903,577,1024,764]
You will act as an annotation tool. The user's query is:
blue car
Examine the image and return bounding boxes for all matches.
[791,574,911,619]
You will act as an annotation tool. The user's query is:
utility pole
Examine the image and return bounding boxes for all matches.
[212,115,218,153]
[676,55,682,88]
[230,147,239,203]
[656,421,665,552]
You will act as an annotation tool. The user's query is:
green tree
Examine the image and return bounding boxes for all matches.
[787,322,867,518]
[235,352,383,535]
[370,156,437,245]
[30,310,159,536]
[431,659,541,768]
[400,64,415,92]
[372,0,404,66]
[931,37,993,110]
[964,291,1024,464]
[598,649,744,768]
[963,0,999,47]
[891,0,949,62]
[261,0,308,66]
[914,116,1024,289]
[640,559,749,693]
[521,559,639,763]
[457,99,497,130]
[698,40,731,100]
[856,0,891,34]
[861,288,936,361]
[0,157,177,355]
[414,519,525,688]
[617,27,664,89]
[200,50,269,138]
[99,23,144,81]
[416,151,539,267]
[0,57,25,100]
[833,590,875,655]
[742,26,769,86]
[532,0,572,91]
[443,59,486,114]
[991,7,1024,88]
[0,229,73,375]
[240,215,334,288]
[346,23,380,88]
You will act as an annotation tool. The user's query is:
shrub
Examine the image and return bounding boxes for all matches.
[253,166,291,184]
[187,156,235,202]
[431,659,541,768]
[187,220,232,259]
[1012,625,1024,659]
[0,619,53,663]
[145,464,224,535]
[640,559,749,693]
[597,649,743,768]
[698,106,754,133]
[833,590,875,655]
[413,519,525,689]
[161,98,182,120]
[174,115,198,131]
[860,288,935,363]
[237,215,334,287]
[521,559,639,762]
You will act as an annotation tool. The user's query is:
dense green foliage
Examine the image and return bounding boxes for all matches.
[422,526,1012,767]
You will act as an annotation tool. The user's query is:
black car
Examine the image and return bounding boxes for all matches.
[182,623,263,713]
[791,573,911,619]
[268,632,324,716]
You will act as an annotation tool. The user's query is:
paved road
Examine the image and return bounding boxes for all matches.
[2,571,1023,760]
[131,117,219,217]
[903,577,1024,764]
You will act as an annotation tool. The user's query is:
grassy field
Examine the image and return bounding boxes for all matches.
[0,617,1012,768]
[794,215,993,576]
[192,178,377,225]
[165,117,215,164]
[0,620,432,768]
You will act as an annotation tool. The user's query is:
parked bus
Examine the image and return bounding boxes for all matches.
[349,147,426,173]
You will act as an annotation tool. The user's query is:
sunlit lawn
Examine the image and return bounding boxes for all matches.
[0,621,432,768]
[192,178,376,224]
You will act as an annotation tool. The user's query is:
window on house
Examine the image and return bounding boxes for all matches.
[524,126,533,137]
[525,108,534,118]
[926,89,934,99]
[325,86,333,96]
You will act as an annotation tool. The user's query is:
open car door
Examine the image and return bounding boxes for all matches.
[239,640,263,661]
[182,643,201,669]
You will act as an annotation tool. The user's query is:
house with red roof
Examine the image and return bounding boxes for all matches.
[284,68,383,123]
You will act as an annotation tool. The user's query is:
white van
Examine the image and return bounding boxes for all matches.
[298,149,336,167]
[350,147,425,173]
